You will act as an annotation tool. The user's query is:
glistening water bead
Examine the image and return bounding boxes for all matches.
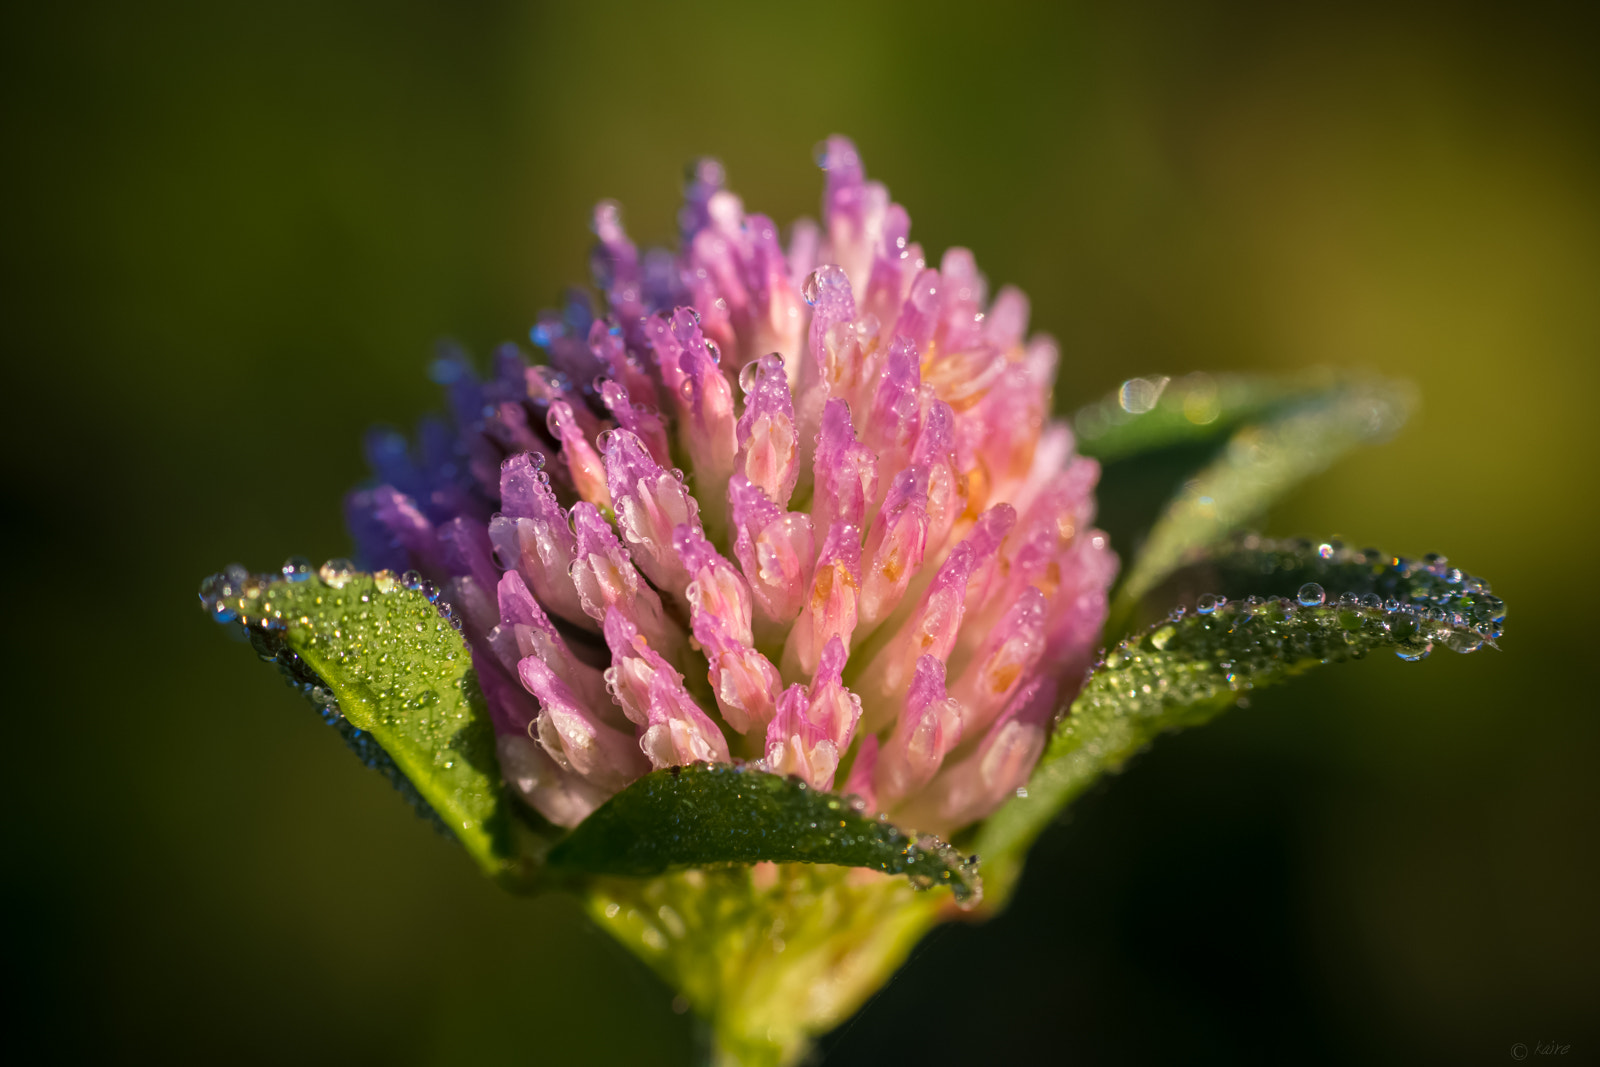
[1297,582,1326,607]
[1167,536,1505,646]
[319,558,355,588]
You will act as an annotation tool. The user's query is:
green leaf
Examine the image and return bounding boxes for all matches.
[971,542,1500,901]
[548,762,982,905]
[1129,536,1506,638]
[1073,372,1309,464]
[210,568,542,887]
[1110,376,1415,628]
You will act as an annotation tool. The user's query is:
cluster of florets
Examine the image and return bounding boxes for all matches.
[343,137,1117,835]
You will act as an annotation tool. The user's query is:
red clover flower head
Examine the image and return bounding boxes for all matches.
[344,137,1118,834]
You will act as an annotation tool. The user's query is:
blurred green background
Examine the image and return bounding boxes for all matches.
[5,2,1596,1063]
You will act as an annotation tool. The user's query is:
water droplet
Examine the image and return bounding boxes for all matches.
[282,556,313,582]
[1360,593,1383,609]
[738,359,761,395]
[1396,642,1433,662]
[1297,582,1326,607]
[320,559,355,589]
[1196,593,1226,615]
[802,270,821,306]
[1117,376,1169,415]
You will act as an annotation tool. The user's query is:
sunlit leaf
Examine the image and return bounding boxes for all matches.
[208,567,543,886]
[549,762,982,904]
[1110,376,1415,627]
[972,542,1499,901]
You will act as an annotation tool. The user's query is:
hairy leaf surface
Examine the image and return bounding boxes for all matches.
[549,763,981,904]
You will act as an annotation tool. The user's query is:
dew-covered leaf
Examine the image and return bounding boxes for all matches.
[972,543,1500,901]
[1130,536,1507,639]
[1110,376,1415,626]
[203,565,541,887]
[547,762,981,904]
